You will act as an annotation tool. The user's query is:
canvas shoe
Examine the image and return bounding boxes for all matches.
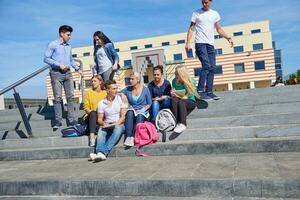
[94,152,107,162]
[207,92,220,100]
[198,91,212,100]
[173,123,186,133]
[124,137,134,147]
[53,121,62,129]
[88,153,96,161]
[89,137,96,147]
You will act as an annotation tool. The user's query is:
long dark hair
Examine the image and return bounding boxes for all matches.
[93,31,113,56]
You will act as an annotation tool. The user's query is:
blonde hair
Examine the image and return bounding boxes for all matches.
[175,65,199,98]
[130,71,141,83]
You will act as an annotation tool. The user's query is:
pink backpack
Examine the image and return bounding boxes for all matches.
[134,121,159,148]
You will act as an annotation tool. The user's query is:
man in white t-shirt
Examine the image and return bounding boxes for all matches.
[185,0,233,100]
[89,80,128,162]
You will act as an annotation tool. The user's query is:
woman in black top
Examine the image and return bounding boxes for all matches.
[148,65,172,121]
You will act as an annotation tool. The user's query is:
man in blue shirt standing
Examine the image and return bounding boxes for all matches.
[44,25,83,128]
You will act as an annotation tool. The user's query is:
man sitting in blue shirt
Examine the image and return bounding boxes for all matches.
[44,25,83,128]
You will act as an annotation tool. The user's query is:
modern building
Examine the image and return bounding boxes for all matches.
[46,20,282,104]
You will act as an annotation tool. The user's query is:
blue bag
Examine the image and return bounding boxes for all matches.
[61,124,87,137]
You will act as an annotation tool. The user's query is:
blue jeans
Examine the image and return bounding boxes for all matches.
[95,124,125,156]
[151,98,171,121]
[49,70,75,123]
[124,110,145,137]
[195,43,216,93]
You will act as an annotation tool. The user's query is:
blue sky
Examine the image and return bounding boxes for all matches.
[0,0,299,98]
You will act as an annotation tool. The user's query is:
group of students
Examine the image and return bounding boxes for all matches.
[44,0,234,162]
[84,64,199,162]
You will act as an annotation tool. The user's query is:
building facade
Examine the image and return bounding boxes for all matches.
[46,20,282,104]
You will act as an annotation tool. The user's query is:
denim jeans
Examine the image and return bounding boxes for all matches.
[95,124,125,156]
[124,110,145,137]
[151,97,171,121]
[195,43,216,93]
[50,70,75,123]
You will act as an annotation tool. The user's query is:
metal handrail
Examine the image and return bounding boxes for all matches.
[0,65,50,95]
[0,59,83,138]
[0,59,83,95]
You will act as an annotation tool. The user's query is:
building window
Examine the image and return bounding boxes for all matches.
[143,75,149,84]
[275,49,281,58]
[124,59,132,67]
[275,57,282,63]
[115,48,120,52]
[254,61,265,71]
[253,43,263,51]
[251,29,261,34]
[162,42,170,46]
[234,46,244,53]
[194,68,201,76]
[177,39,185,44]
[214,65,223,75]
[72,54,77,58]
[215,48,223,55]
[214,35,223,39]
[145,44,152,48]
[275,64,282,70]
[130,46,138,50]
[187,49,194,58]
[234,63,245,73]
[83,52,90,56]
[125,77,131,86]
[173,53,183,61]
[233,32,243,36]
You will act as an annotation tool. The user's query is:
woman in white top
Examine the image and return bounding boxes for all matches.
[92,31,120,81]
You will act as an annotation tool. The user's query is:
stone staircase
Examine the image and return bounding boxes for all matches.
[0,85,300,199]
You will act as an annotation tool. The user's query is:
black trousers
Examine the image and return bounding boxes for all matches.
[171,97,196,125]
[85,111,97,134]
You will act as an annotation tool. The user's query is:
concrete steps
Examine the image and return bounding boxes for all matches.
[0,197,297,200]
[1,86,300,198]
[1,136,300,161]
[0,153,299,198]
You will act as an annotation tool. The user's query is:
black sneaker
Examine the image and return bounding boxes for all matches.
[69,120,78,126]
[207,92,220,100]
[53,121,62,129]
[198,91,212,100]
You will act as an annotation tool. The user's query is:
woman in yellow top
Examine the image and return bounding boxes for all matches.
[84,75,107,146]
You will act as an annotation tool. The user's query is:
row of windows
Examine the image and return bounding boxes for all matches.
[129,39,186,51]
[215,43,264,55]
[215,29,262,39]
[74,43,264,59]
[74,40,187,57]
[194,61,266,76]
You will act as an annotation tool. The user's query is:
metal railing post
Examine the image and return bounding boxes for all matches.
[13,88,33,137]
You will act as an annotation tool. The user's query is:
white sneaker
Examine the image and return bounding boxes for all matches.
[88,153,96,161]
[173,123,186,133]
[94,152,107,162]
[124,137,134,147]
[89,138,96,147]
